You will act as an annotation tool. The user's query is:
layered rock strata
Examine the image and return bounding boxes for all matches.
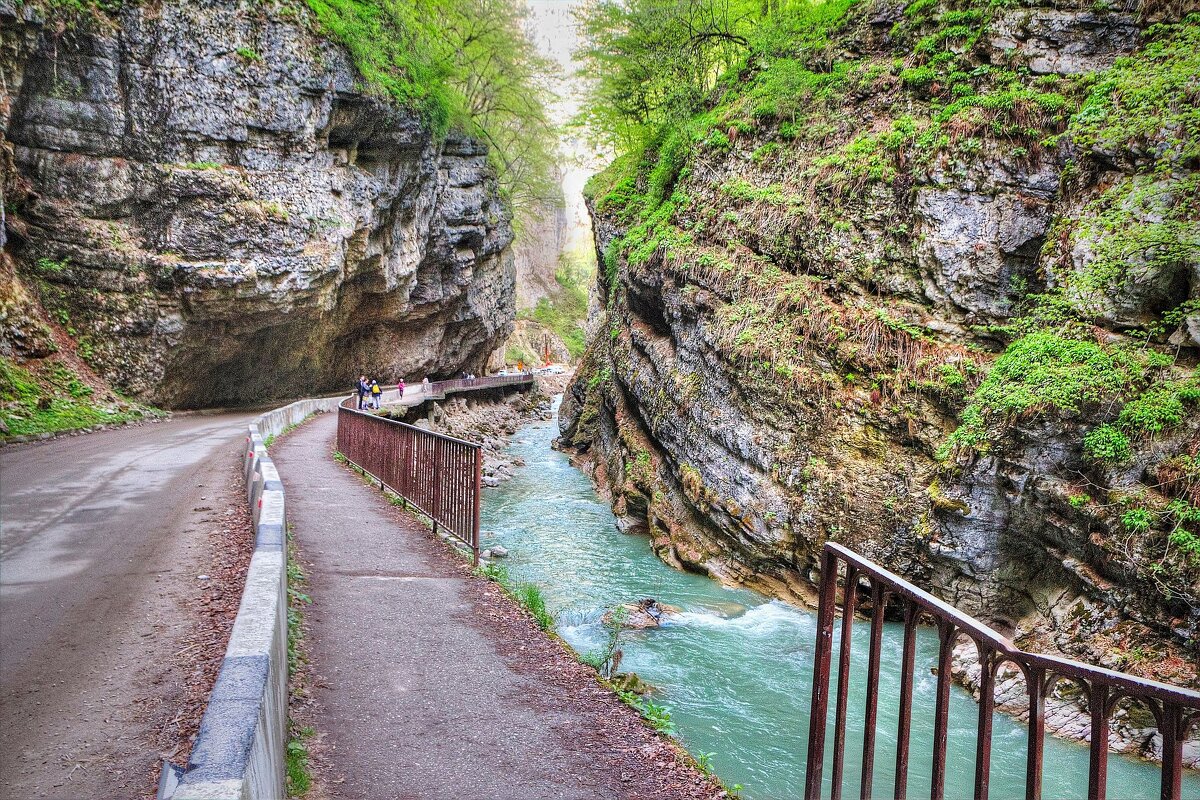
[561,0,1199,694]
[0,0,515,408]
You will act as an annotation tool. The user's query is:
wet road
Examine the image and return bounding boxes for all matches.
[0,413,254,799]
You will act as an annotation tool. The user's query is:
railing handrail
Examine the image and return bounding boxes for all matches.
[823,543,1200,705]
[805,541,1200,800]
[339,403,488,449]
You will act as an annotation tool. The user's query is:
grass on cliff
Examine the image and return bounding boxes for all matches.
[0,357,160,440]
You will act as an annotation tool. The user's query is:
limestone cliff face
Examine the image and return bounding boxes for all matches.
[561,0,1199,681]
[0,0,515,408]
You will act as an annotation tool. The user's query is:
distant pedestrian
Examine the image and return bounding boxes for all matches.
[356,374,367,410]
[397,378,406,398]
[422,376,431,393]
[370,379,382,409]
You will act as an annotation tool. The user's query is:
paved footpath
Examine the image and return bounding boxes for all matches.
[272,412,716,800]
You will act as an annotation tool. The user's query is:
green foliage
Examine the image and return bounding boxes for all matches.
[519,255,592,360]
[304,0,455,132]
[602,237,623,293]
[583,605,628,677]
[638,697,676,735]
[574,0,758,146]
[475,561,510,584]
[1069,19,1200,167]
[475,561,554,630]
[1116,381,1198,436]
[35,257,68,275]
[305,0,559,222]
[1069,494,1092,509]
[943,332,1166,454]
[0,357,158,439]
[515,582,554,630]
[1122,507,1153,535]
[1083,425,1131,463]
[235,46,263,62]
[286,727,315,796]
[1062,174,1200,318]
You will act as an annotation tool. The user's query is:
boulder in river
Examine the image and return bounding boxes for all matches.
[603,598,680,629]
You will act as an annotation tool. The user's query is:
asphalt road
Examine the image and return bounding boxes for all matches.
[0,413,254,799]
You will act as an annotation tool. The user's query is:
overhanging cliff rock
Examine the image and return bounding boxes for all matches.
[1,0,515,408]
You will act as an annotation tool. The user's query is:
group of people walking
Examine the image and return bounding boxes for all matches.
[355,375,385,410]
[355,374,434,410]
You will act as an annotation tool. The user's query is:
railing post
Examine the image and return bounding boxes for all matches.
[1160,705,1183,800]
[860,581,886,800]
[1088,682,1110,800]
[895,600,919,800]
[432,437,443,536]
[804,547,839,800]
[831,564,858,800]
[1026,666,1045,800]
[973,647,995,800]
[931,619,955,800]
[472,445,481,566]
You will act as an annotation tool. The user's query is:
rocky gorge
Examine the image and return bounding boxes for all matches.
[559,0,1200,753]
[1,0,516,410]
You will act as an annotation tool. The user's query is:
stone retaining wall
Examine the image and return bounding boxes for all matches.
[162,395,345,800]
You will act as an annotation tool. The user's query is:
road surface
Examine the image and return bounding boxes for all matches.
[0,412,254,799]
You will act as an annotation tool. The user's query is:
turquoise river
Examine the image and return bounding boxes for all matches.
[480,400,1198,800]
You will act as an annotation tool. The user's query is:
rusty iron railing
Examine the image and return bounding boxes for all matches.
[336,372,535,563]
[422,374,534,397]
[337,407,484,563]
[805,542,1200,800]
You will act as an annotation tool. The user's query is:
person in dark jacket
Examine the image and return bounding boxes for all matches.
[356,374,367,409]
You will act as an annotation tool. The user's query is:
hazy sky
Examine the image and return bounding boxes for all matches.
[526,0,607,264]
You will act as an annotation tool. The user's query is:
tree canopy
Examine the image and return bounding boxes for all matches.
[306,0,561,226]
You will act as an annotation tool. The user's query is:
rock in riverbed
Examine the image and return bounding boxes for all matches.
[603,598,680,629]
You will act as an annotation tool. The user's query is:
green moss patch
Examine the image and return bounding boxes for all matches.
[0,357,161,440]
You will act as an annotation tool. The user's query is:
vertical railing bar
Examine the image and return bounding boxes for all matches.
[831,564,859,800]
[1026,667,1045,800]
[931,620,955,800]
[472,444,481,564]
[895,600,919,800]
[860,581,886,800]
[1088,683,1109,800]
[804,548,840,800]
[973,647,995,800]
[1160,705,1182,800]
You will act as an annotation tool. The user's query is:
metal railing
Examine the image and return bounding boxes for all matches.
[805,542,1200,800]
[337,408,483,563]
[422,373,534,396]
[336,373,535,563]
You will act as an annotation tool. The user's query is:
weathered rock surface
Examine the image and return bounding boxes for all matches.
[0,0,515,408]
[560,0,1199,698]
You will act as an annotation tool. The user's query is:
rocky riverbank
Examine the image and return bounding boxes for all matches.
[395,374,571,486]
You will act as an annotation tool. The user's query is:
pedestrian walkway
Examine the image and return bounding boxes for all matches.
[270,413,715,800]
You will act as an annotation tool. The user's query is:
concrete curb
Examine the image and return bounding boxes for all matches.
[164,396,346,800]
